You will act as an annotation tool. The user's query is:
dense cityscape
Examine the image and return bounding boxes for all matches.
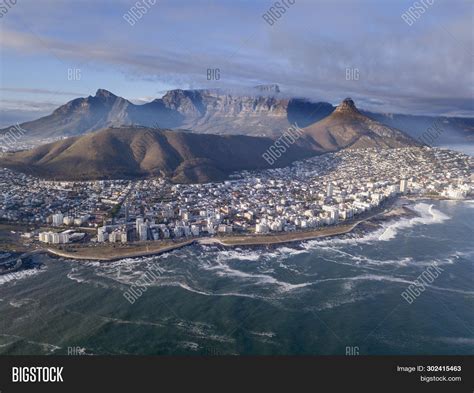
[0,146,472,247]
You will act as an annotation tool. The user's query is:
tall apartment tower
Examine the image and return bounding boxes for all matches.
[136,218,144,232]
[400,178,408,194]
[138,223,148,241]
[326,183,334,198]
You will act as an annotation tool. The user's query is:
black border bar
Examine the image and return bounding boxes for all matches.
[0,356,472,392]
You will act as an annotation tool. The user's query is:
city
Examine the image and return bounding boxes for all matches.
[0,146,471,250]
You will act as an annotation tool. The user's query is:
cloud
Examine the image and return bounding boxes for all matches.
[0,88,86,96]
[0,99,60,112]
[1,0,473,117]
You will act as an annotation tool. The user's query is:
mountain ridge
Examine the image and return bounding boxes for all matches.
[2,86,472,145]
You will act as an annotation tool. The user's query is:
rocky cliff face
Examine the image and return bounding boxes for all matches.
[161,89,206,117]
[333,98,360,115]
[161,89,289,118]
[157,86,334,136]
[165,89,295,136]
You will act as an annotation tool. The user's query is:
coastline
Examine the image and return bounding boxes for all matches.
[5,196,471,264]
[39,197,418,262]
[45,239,196,262]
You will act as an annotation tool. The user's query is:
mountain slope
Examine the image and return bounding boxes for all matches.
[0,126,315,183]
[6,89,133,140]
[300,98,419,151]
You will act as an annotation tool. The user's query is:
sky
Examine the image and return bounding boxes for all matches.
[0,0,473,126]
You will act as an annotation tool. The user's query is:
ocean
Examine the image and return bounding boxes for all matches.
[0,200,473,355]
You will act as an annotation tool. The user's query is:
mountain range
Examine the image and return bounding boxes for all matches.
[0,97,419,182]
[2,85,472,145]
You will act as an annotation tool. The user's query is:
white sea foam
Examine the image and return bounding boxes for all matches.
[213,246,308,265]
[174,320,234,343]
[313,246,461,275]
[276,247,308,258]
[310,274,474,296]
[178,341,200,351]
[216,249,263,262]
[302,202,450,249]
[461,200,474,208]
[249,330,276,338]
[164,281,214,297]
[435,337,474,346]
[66,269,118,289]
[201,260,311,293]
[376,203,449,241]
[315,293,372,311]
[8,298,37,308]
[66,272,87,284]
[0,333,61,353]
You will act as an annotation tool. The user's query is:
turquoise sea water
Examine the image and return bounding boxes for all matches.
[0,200,473,355]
